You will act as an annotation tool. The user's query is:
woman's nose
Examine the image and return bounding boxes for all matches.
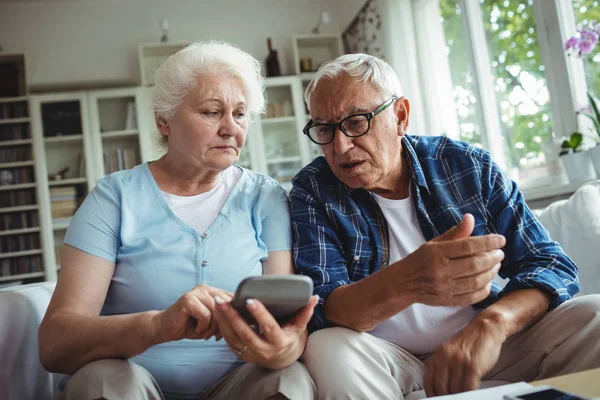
[219,113,240,137]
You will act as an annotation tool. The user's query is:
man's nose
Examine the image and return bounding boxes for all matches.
[333,127,354,154]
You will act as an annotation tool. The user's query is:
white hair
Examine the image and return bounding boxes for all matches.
[153,41,266,121]
[304,53,403,110]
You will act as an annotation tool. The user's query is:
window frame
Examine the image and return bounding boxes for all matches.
[409,0,590,189]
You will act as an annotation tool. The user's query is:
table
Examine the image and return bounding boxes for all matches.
[531,368,600,399]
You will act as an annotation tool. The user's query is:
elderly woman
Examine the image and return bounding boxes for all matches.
[38,41,317,400]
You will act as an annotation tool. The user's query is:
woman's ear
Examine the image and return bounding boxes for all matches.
[155,114,169,137]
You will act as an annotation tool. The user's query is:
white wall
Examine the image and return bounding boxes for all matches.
[0,0,366,87]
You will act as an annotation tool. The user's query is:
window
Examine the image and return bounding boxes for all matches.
[572,0,600,96]
[439,0,556,182]
[440,1,485,147]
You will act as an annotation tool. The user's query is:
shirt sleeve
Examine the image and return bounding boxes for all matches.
[258,180,292,253]
[63,176,122,262]
[480,152,579,309]
[290,178,353,332]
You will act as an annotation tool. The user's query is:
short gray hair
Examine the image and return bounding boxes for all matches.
[153,41,266,121]
[304,53,403,111]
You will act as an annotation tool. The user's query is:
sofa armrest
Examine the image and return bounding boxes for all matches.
[0,282,58,400]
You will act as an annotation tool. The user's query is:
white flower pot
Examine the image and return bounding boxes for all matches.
[588,145,600,178]
[561,151,598,183]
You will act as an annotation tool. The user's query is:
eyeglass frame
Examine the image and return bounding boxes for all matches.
[302,95,399,145]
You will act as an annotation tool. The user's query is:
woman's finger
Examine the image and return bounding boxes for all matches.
[217,297,267,351]
[245,299,288,347]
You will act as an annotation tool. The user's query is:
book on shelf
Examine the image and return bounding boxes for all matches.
[104,147,139,174]
[0,145,32,163]
[0,233,40,253]
[0,188,36,208]
[0,166,34,186]
[125,101,137,130]
[0,211,38,231]
[0,123,30,141]
[77,152,86,177]
[0,255,43,277]
[0,101,28,120]
[50,186,77,219]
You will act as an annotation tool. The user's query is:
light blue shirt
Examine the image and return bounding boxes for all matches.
[64,162,292,398]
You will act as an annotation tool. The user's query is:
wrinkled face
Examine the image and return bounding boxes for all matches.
[309,74,409,191]
[158,75,248,172]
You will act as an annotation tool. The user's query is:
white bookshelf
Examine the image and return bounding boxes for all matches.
[30,92,95,281]
[249,76,313,188]
[88,87,143,181]
[292,34,344,76]
[0,57,45,283]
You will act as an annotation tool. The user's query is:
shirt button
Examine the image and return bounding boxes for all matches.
[201,233,208,239]
[201,261,208,267]
[353,255,360,261]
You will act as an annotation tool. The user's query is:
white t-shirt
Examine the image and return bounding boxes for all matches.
[161,166,242,235]
[369,191,477,355]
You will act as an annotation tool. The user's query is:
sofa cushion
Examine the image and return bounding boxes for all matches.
[534,180,600,296]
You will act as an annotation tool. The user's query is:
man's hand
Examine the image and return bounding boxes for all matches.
[400,214,505,307]
[424,317,505,396]
[152,284,233,344]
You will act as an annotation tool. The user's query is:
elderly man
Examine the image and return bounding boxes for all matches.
[291,53,600,399]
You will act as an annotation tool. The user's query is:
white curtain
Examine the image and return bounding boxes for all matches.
[343,0,460,138]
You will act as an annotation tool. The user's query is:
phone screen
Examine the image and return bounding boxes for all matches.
[518,388,586,400]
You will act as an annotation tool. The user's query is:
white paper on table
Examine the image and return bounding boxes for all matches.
[430,382,533,399]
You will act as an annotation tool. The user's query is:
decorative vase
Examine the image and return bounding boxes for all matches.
[588,144,600,178]
[265,38,281,77]
[560,151,598,183]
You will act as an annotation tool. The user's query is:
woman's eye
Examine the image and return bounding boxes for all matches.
[203,111,219,117]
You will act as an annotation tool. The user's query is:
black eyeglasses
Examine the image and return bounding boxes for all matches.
[303,96,399,145]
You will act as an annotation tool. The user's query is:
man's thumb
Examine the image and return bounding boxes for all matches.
[433,214,475,242]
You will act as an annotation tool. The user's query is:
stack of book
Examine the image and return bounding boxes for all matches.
[50,186,77,219]
[104,147,138,174]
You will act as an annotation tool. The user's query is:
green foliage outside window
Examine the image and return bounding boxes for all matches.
[440,0,600,170]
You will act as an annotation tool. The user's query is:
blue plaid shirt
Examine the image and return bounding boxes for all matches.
[290,135,579,332]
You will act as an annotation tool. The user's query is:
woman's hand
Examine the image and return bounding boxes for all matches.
[213,295,319,369]
[153,284,233,344]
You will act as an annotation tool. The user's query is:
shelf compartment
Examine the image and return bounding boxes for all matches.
[0,272,45,283]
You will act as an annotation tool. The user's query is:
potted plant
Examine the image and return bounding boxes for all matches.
[564,21,600,179]
[560,132,597,181]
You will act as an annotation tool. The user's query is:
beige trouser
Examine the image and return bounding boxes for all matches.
[61,358,315,400]
[302,295,600,400]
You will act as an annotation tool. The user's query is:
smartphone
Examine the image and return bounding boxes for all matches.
[231,275,313,324]
[504,385,591,400]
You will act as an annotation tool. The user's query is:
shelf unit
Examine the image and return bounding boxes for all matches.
[30,92,96,280]
[138,42,188,87]
[256,76,312,188]
[292,34,344,76]
[88,87,144,181]
[0,95,45,284]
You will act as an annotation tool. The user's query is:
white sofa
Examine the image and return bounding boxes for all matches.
[1,181,599,400]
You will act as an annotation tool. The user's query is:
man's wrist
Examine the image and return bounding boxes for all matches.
[473,307,511,343]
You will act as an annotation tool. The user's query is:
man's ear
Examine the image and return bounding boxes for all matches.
[155,114,169,137]
[395,97,411,134]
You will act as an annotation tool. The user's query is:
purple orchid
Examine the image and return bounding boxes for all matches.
[564,20,599,57]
